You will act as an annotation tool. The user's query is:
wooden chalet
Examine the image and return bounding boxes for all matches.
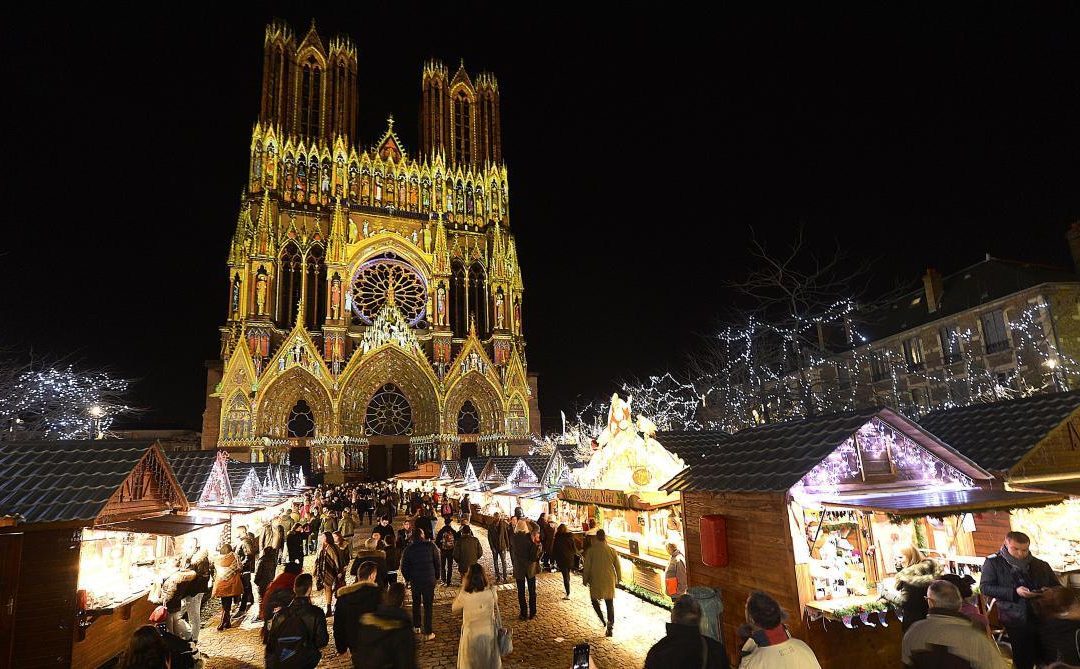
[661,408,1064,668]
[920,391,1080,576]
[0,440,227,669]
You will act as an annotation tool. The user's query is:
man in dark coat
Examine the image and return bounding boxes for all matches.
[356,583,418,669]
[334,561,383,657]
[235,525,258,612]
[488,513,511,582]
[645,595,729,669]
[399,527,440,639]
[980,531,1059,669]
[265,573,329,669]
[434,517,459,586]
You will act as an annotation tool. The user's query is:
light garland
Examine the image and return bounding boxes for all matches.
[0,362,133,440]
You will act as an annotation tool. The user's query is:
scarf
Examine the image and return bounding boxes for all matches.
[999,545,1032,574]
[750,625,791,648]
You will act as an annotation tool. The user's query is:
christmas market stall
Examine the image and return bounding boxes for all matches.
[484,455,548,519]
[557,395,691,597]
[662,407,1065,668]
[393,461,442,491]
[0,440,227,669]
[920,391,1080,582]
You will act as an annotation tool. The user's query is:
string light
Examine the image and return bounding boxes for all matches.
[1,363,133,440]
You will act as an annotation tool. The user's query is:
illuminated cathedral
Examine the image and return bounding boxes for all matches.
[202,20,539,480]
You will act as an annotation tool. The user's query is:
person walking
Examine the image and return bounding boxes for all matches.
[454,525,484,579]
[488,512,512,583]
[452,563,502,669]
[265,573,329,669]
[436,517,459,586]
[459,494,472,524]
[980,530,1059,669]
[235,525,258,615]
[356,583,418,669]
[260,562,301,641]
[664,542,687,598]
[314,531,347,616]
[286,524,306,566]
[251,543,279,623]
[212,543,245,631]
[511,518,541,620]
[334,561,383,659]
[400,527,440,640]
[582,529,621,636]
[552,524,577,600]
[352,537,389,586]
[645,595,729,669]
[736,591,820,668]
[537,513,555,571]
[901,580,1006,669]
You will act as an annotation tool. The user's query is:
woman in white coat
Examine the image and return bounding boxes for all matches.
[452,562,502,669]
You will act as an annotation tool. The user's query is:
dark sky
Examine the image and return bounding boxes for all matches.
[3,4,1079,429]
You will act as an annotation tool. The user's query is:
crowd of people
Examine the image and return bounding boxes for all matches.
[114,481,1080,669]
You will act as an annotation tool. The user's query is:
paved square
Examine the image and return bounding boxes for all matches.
[197,520,669,668]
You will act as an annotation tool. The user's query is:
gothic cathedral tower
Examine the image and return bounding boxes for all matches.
[203,20,538,480]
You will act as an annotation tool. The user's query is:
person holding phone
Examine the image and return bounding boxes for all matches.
[979,531,1059,669]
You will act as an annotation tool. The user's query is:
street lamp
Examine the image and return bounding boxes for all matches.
[88,405,105,440]
[1044,358,1062,392]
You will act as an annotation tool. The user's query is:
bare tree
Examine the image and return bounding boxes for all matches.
[0,349,140,441]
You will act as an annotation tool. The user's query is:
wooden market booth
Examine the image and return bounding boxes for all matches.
[662,408,1064,668]
[556,396,694,598]
[0,440,228,669]
[920,391,1080,581]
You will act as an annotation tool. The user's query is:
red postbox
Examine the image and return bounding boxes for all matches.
[699,514,728,567]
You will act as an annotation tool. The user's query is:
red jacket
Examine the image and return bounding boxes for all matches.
[261,571,298,620]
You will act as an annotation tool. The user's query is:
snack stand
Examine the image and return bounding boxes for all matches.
[558,395,689,596]
[665,408,1065,668]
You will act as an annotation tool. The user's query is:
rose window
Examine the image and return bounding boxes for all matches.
[351,255,427,325]
[365,384,414,436]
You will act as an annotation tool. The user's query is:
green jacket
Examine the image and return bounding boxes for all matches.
[582,541,622,600]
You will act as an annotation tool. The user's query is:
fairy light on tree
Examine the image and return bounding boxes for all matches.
[0,355,136,441]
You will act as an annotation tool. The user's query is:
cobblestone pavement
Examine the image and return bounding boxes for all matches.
[197,519,668,668]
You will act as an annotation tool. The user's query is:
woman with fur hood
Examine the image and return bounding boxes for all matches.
[882,545,942,630]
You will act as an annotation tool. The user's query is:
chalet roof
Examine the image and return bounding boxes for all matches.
[857,258,1077,343]
[439,460,462,480]
[483,456,519,479]
[661,408,988,493]
[520,455,550,480]
[918,391,1080,472]
[0,440,169,524]
[655,430,732,467]
[165,450,219,503]
[227,460,256,496]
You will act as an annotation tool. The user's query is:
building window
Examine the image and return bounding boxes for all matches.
[903,336,925,372]
[287,399,316,438]
[940,326,962,364]
[457,400,480,435]
[870,350,891,382]
[910,387,930,413]
[981,309,1010,354]
[835,361,851,390]
[365,384,413,436]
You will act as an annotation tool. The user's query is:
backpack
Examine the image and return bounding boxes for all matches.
[267,604,321,669]
[439,528,456,552]
[441,503,453,516]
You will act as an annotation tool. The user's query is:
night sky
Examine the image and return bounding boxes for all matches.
[3,4,1079,429]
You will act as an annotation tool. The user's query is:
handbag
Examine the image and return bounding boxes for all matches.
[493,592,513,656]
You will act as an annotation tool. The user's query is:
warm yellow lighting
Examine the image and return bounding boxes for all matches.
[88,405,105,418]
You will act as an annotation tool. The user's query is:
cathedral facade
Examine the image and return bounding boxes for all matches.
[202,20,539,479]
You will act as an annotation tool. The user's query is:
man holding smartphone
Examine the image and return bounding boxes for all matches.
[979,531,1059,669]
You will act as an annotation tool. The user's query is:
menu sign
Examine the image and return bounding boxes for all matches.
[560,487,628,508]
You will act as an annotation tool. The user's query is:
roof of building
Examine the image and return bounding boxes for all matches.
[0,440,162,524]
[520,455,550,480]
[165,450,219,503]
[655,430,732,467]
[439,460,462,479]
[661,408,988,493]
[227,460,257,496]
[918,391,1080,472]
[857,258,1077,343]
[483,456,519,479]
[556,445,582,467]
